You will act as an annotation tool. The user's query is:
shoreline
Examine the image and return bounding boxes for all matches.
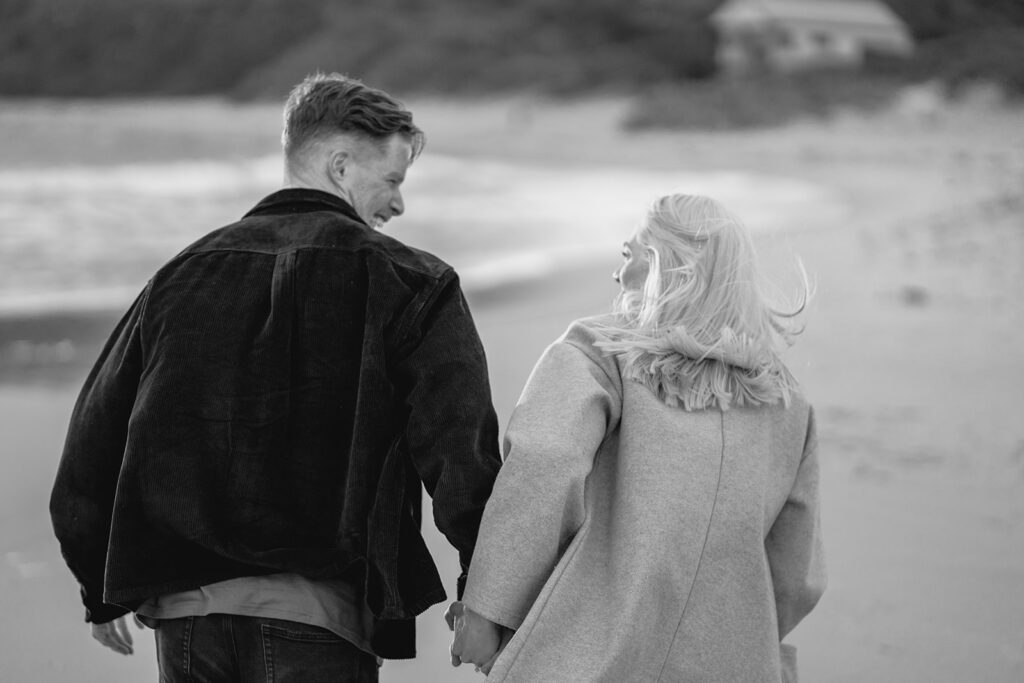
[0,148,837,323]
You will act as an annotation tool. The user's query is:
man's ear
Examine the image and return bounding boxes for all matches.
[328,150,350,185]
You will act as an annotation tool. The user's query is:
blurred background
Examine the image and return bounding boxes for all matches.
[1,0,1023,681]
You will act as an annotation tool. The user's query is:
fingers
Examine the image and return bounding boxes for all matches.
[444,601,464,631]
[480,627,515,675]
[449,620,467,667]
[478,650,500,673]
[451,610,502,671]
[91,619,133,656]
[115,616,134,649]
[452,613,466,652]
[449,609,466,668]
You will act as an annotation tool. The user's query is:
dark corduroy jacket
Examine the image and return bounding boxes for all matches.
[49,189,502,659]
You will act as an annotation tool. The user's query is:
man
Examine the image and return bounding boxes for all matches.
[50,73,502,682]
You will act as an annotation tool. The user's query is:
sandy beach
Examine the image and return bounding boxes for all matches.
[2,93,1023,681]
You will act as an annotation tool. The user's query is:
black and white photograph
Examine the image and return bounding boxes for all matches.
[1,1,1022,681]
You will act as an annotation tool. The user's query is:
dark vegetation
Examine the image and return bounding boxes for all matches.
[0,0,1021,126]
[623,70,905,130]
[0,0,720,97]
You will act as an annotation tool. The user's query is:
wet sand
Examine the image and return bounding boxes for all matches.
[3,94,1024,681]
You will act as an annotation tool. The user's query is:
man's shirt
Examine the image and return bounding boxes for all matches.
[137,573,375,655]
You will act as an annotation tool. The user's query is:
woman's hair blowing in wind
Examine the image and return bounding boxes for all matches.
[596,194,809,411]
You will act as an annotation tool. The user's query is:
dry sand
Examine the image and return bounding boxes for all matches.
[2,93,1023,681]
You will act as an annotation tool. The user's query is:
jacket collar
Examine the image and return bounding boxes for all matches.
[244,188,366,227]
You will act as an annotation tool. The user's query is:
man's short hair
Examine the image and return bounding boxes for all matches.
[282,73,424,161]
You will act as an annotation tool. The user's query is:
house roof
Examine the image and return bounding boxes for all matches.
[711,0,910,33]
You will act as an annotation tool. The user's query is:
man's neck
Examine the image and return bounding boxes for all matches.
[282,173,338,198]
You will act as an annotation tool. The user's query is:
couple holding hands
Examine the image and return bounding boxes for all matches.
[51,73,823,682]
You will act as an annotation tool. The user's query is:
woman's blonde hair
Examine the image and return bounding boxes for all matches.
[595,194,809,411]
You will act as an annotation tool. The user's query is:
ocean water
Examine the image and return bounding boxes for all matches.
[0,153,839,314]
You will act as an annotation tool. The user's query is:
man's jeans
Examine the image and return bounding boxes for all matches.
[152,614,379,682]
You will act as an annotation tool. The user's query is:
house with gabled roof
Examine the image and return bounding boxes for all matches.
[709,0,914,74]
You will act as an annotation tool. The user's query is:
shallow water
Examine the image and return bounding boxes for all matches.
[0,151,840,314]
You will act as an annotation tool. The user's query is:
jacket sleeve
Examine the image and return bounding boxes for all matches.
[392,273,502,598]
[461,336,620,629]
[766,405,827,640]
[49,288,148,624]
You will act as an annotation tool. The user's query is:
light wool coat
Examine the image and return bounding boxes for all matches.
[464,317,825,682]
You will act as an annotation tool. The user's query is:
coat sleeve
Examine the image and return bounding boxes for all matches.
[392,274,502,598]
[49,287,148,624]
[766,405,827,640]
[462,335,620,629]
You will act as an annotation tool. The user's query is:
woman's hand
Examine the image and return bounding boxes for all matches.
[478,626,514,675]
[446,601,512,674]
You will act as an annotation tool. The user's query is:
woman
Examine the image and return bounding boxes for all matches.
[451,194,825,682]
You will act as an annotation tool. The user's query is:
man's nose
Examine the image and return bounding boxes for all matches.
[391,191,405,217]
[612,268,621,284]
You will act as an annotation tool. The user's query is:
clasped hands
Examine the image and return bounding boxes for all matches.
[445,601,513,676]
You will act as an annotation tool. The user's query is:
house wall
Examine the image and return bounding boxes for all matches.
[715,20,911,74]
[772,24,866,70]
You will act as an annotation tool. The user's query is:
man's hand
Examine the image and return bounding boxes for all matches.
[446,601,512,674]
[91,615,144,655]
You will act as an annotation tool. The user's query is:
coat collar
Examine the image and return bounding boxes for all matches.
[244,188,366,227]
